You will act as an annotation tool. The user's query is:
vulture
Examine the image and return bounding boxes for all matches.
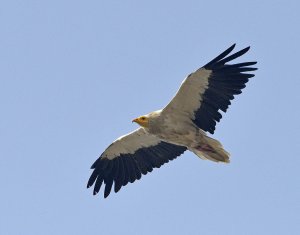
[87,44,257,198]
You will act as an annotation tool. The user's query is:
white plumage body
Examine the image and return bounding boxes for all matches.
[87,44,257,198]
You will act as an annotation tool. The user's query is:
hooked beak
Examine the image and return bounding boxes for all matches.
[132,118,138,123]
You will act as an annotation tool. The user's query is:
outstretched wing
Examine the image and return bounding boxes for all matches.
[87,128,186,198]
[163,44,257,134]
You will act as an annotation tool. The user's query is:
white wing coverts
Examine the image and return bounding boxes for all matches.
[87,128,186,198]
[163,44,257,134]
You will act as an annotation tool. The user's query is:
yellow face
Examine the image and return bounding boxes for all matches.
[132,116,149,128]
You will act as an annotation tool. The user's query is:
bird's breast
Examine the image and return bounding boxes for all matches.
[149,122,199,147]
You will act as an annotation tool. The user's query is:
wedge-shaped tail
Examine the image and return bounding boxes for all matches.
[191,136,230,163]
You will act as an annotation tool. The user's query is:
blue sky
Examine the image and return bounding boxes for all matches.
[1,0,299,234]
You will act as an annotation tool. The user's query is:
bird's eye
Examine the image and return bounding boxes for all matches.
[141,117,146,120]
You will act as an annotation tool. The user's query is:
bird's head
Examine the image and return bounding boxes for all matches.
[132,115,149,128]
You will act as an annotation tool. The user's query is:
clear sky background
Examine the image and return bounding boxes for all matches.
[1,1,299,234]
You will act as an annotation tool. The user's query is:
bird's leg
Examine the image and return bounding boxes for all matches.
[195,144,215,153]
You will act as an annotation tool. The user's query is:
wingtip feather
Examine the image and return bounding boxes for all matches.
[204,44,236,69]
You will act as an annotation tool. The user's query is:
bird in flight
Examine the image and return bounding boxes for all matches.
[87,44,257,198]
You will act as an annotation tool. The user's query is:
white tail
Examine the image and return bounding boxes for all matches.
[190,136,230,163]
